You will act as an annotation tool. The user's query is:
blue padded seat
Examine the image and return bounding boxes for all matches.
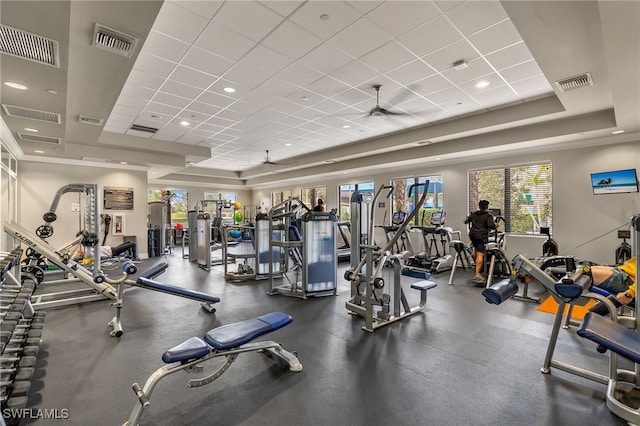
[136,277,221,304]
[162,337,210,363]
[577,312,640,364]
[410,280,437,291]
[205,312,292,351]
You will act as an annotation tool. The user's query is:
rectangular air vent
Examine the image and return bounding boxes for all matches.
[555,73,593,92]
[2,104,61,123]
[92,24,138,58]
[79,115,104,126]
[0,24,59,67]
[130,124,158,133]
[18,133,61,145]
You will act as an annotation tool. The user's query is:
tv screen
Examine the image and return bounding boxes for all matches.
[591,168,639,195]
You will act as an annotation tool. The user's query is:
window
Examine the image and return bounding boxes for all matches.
[302,186,326,210]
[203,192,237,222]
[468,162,552,234]
[271,190,292,208]
[339,181,374,222]
[390,175,444,226]
[147,189,188,227]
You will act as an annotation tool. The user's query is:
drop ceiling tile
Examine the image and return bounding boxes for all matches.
[457,72,507,94]
[385,59,436,85]
[153,1,209,44]
[143,31,191,63]
[329,17,392,58]
[179,110,213,124]
[511,75,554,99]
[198,122,226,133]
[181,47,235,78]
[441,58,495,85]
[111,104,141,117]
[331,87,371,106]
[126,128,154,138]
[160,80,204,100]
[398,15,461,57]
[270,99,307,115]
[289,1,362,39]
[145,102,182,116]
[214,1,283,42]
[138,110,171,124]
[365,1,441,37]
[426,86,469,104]
[359,41,416,74]
[298,43,353,75]
[223,63,270,91]
[120,84,156,101]
[196,91,236,109]
[126,69,166,91]
[445,0,508,36]
[174,0,224,20]
[195,22,256,61]
[262,21,323,59]
[330,60,379,86]
[275,62,325,88]
[499,60,544,84]
[132,54,176,79]
[152,92,192,109]
[434,0,464,12]
[115,94,148,109]
[306,76,347,98]
[468,19,523,55]
[310,97,353,115]
[485,42,535,71]
[259,0,305,17]
[422,39,479,72]
[472,85,519,108]
[170,65,219,90]
[186,101,223,116]
[346,1,384,15]
[238,44,295,76]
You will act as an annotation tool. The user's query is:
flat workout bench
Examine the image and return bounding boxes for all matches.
[124,312,302,426]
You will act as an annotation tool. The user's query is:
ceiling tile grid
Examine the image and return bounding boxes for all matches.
[102,0,553,171]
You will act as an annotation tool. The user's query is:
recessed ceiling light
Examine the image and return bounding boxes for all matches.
[223,87,236,93]
[24,127,39,132]
[435,157,442,160]
[46,89,58,94]
[285,143,292,146]
[475,81,490,88]
[342,125,351,129]
[4,82,28,90]
[180,120,190,126]
[187,161,195,165]
[34,150,45,154]
[120,161,128,165]
[611,130,625,134]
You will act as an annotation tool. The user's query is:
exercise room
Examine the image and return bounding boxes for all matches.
[1,1,640,425]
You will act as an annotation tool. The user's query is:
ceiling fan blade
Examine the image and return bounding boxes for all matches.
[386,83,420,108]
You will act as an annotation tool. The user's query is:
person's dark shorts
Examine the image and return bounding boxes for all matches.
[598,268,633,293]
[469,235,489,252]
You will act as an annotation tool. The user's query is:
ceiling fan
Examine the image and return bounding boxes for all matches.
[365,84,412,117]
[262,150,279,165]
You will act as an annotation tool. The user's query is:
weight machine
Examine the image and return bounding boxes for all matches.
[345,183,437,332]
[268,198,337,299]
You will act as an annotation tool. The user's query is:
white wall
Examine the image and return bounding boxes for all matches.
[18,162,149,256]
[252,140,640,265]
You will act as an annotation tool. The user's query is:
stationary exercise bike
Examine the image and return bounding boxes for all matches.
[540,226,559,256]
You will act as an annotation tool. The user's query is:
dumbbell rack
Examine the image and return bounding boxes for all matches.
[1,248,46,424]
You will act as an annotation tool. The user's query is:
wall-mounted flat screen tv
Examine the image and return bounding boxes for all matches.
[590,168,639,195]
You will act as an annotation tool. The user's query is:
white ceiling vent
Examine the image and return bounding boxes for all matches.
[2,104,61,123]
[79,115,104,126]
[555,73,593,92]
[0,24,59,67]
[18,133,61,145]
[92,24,138,58]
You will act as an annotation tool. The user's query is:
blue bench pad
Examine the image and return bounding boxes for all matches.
[577,313,640,364]
[402,269,432,280]
[136,277,221,304]
[162,337,210,363]
[410,280,437,291]
[205,312,292,351]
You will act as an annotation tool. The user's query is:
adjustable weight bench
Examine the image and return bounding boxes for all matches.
[124,312,302,426]
[577,312,640,424]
